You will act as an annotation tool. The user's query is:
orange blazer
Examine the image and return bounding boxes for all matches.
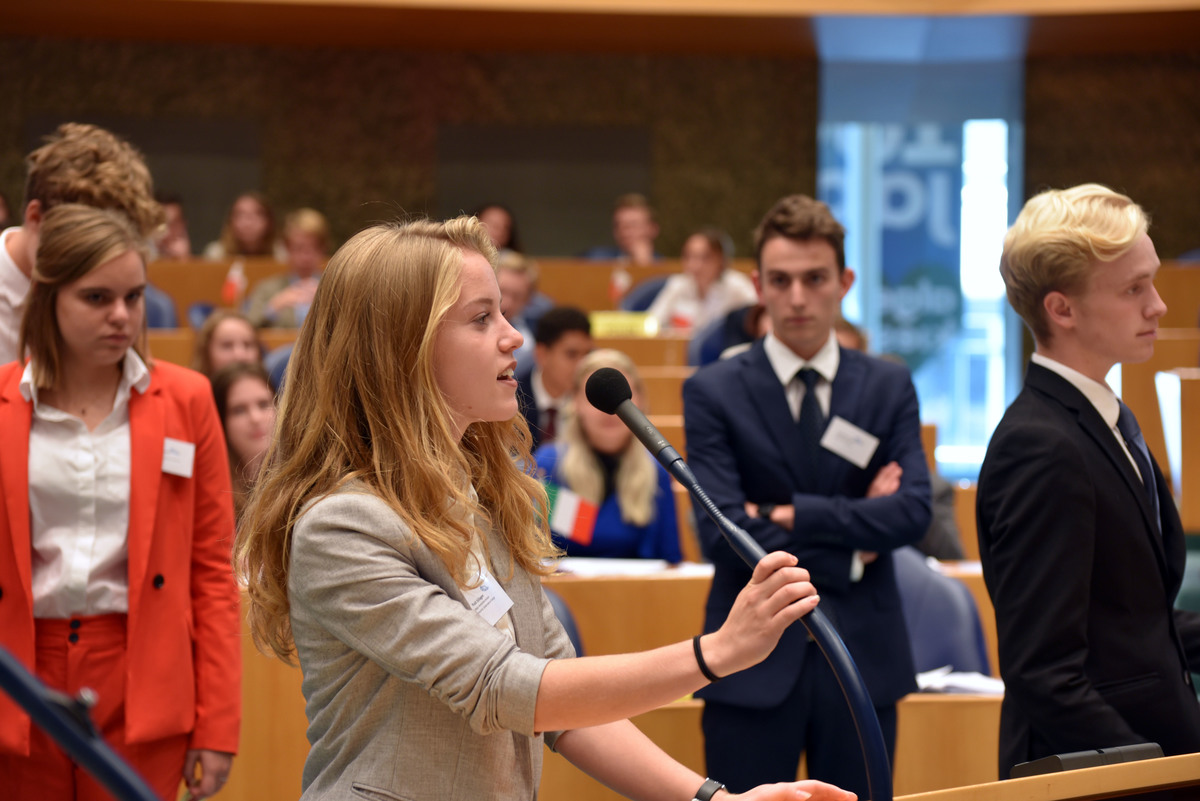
[0,359,241,756]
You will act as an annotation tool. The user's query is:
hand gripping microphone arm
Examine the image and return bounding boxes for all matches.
[585,367,892,801]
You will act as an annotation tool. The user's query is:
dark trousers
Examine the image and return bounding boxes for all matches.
[702,644,898,799]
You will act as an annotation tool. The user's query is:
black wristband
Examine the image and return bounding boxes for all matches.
[692,635,723,683]
[693,777,726,801]
[757,503,776,520]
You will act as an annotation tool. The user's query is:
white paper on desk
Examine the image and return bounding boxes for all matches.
[917,666,1005,695]
[552,557,714,578]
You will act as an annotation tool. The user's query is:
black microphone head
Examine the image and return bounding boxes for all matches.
[585,367,632,415]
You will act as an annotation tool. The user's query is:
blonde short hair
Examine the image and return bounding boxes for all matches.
[20,204,149,389]
[1000,183,1148,343]
[283,207,331,253]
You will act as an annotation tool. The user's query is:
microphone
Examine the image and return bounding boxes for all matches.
[585,367,765,567]
[583,365,894,801]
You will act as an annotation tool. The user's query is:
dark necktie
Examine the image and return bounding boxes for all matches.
[543,407,558,442]
[797,368,824,471]
[1116,402,1161,532]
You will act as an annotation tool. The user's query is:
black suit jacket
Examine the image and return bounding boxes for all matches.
[977,362,1200,777]
[683,341,931,710]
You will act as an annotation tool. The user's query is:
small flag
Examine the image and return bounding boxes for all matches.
[546,483,598,546]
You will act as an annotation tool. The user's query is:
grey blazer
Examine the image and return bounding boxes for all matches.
[289,487,575,800]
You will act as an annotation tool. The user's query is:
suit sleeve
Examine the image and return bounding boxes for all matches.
[186,381,243,752]
[789,372,931,555]
[978,421,1143,749]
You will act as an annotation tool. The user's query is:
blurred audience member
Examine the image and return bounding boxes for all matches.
[649,228,757,332]
[193,310,262,379]
[204,191,285,261]
[717,304,771,362]
[212,362,276,518]
[152,193,193,260]
[244,208,330,328]
[834,317,868,352]
[536,350,681,561]
[581,193,660,266]
[497,251,538,368]
[472,202,522,254]
[0,190,11,229]
[517,306,593,452]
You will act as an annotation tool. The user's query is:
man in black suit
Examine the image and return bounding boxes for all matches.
[684,194,931,796]
[978,183,1200,779]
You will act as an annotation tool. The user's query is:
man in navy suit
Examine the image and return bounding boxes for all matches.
[977,184,1200,778]
[683,194,932,796]
[516,306,592,453]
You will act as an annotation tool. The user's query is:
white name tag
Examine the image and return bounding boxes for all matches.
[820,416,879,469]
[462,564,514,626]
[162,437,196,478]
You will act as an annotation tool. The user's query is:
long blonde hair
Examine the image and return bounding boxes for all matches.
[235,217,557,662]
[557,349,658,526]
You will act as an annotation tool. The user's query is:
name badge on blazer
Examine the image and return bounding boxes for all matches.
[820,416,879,469]
[162,437,196,478]
[463,563,514,626]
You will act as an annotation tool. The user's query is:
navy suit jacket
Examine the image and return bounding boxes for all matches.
[977,362,1200,777]
[515,364,545,454]
[683,341,931,709]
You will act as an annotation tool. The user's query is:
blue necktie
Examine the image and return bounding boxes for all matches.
[1116,402,1161,533]
[797,368,825,471]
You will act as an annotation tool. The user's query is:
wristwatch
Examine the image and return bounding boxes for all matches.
[757,503,776,520]
[692,778,726,801]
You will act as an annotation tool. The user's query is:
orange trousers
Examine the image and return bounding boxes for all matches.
[0,615,188,801]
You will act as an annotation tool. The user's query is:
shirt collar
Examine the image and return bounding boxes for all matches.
[20,348,153,407]
[763,330,841,388]
[531,368,565,411]
[1031,352,1119,428]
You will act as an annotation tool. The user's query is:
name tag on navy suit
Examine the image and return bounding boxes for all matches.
[820,416,879,469]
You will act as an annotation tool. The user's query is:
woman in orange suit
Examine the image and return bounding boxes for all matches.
[0,204,241,801]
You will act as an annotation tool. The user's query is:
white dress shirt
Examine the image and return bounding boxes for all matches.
[761,331,866,580]
[22,350,151,618]
[647,270,758,332]
[0,227,31,366]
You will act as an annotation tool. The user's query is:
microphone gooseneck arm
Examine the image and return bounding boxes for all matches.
[587,369,892,801]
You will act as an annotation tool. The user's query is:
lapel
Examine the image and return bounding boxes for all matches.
[126,368,164,616]
[0,366,33,609]
[741,342,810,489]
[1026,363,1168,574]
[825,348,866,490]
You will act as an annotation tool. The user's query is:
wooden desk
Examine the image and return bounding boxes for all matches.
[953,482,980,561]
[148,257,287,323]
[1157,263,1200,329]
[147,328,195,367]
[596,333,692,367]
[640,365,694,416]
[1120,328,1200,482]
[898,752,1200,801]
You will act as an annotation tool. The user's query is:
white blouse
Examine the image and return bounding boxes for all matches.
[21,351,151,618]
